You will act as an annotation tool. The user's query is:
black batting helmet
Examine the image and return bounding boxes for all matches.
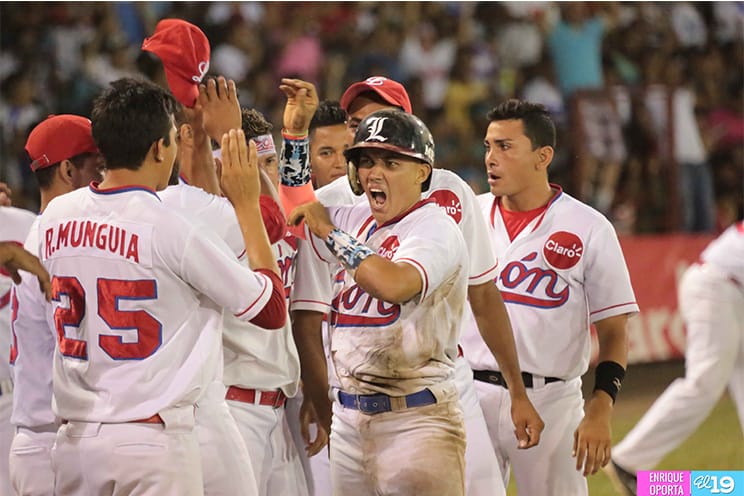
[344,109,435,195]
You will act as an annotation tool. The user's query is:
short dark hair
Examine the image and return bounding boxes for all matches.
[240,108,273,141]
[310,100,346,135]
[486,99,556,149]
[91,77,179,170]
[33,152,97,189]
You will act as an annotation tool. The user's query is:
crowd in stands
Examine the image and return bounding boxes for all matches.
[1,1,742,233]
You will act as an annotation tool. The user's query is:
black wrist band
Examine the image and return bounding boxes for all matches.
[593,360,626,403]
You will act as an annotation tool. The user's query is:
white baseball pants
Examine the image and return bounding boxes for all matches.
[614,263,744,471]
[195,381,258,495]
[9,425,56,495]
[476,377,588,496]
[51,406,202,495]
[227,398,309,496]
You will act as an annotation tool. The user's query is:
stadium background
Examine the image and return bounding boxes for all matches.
[0,2,742,493]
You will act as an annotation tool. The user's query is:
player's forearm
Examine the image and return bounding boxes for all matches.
[469,282,529,397]
[185,130,221,195]
[592,314,629,405]
[354,256,423,304]
[233,202,280,276]
[291,310,332,429]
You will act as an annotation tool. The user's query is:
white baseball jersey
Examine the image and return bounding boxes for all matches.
[38,184,276,422]
[222,229,301,396]
[461,187,639,380]
[304,199,468,396]
[291,169,498,311]
[700,220,744,280]
[10,217,58,428]
[1,207,37,384]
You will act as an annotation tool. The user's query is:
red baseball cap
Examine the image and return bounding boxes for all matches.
[340,76,412,114]
[25,115,98,171]
[142,19,210,108]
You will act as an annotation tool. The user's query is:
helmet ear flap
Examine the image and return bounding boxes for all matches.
[347,160,364,195]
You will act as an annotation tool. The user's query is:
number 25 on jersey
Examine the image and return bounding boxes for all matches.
[52,276,162,360]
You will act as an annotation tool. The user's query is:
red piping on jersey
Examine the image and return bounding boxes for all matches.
[179,173,190,185]
[589,301,637,316]
[247,269,287,329]
[290,298,331,309]
[89,182,160,199]
[469,263,498,281]
[308,227,332,263]
[490,184,563,230]
[398,257,429,300]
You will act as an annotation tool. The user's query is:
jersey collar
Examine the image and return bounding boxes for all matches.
[89,182,160,200]
[490,183,563,229]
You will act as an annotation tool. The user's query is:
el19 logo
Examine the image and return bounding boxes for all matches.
[691,471,743,495]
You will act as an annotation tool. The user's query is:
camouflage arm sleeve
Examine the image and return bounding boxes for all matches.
[324,228,374,274]
[279,133,311,187]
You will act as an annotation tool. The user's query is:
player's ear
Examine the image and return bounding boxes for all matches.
[179,123,194,146]
[536,145,554,171]
[416,163,431,186]
[58,159,75,186]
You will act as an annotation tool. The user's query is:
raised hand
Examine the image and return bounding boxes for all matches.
[220,129,260,208]
[279,78,319,135]
[199,76,241,142]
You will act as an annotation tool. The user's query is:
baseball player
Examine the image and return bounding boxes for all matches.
[39,78,286,495]
[8,115,103,496]
[308,100,350,189]
[289,76,541,496]
[609,220,744,496]
[219,95,311,496]
[460,99,638,495]
[162,76,291,496]
[0,202,36,496]
[289,109,469,496]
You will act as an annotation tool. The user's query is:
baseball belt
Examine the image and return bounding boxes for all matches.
[61,413,164,425]
[473,370,562,389]
[225,386,287,409]
[337,388,437,415]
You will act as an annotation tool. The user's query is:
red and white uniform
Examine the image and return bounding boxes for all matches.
[291,170,506,496]
[8,216,58,496]
[159,183,260,496]
[461,187,638,495]
[613,221,744,472]
[300,196,469,495]
[223,230,308,496]
[0,206,36,496]
[39,184,281,496]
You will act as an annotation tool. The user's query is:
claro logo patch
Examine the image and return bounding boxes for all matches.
[428,190,462,224]
[543,231,583,270]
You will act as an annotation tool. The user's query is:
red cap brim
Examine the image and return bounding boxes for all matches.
[340,81,412,114]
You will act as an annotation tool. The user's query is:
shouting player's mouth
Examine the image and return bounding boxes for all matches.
[369,188,387,208]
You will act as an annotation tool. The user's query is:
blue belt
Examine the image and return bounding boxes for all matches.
[337,388,437,415]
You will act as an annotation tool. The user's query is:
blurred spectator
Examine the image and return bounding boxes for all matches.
[211,17,263,84]
[0,1,740,233]
[542,2,618,97]
[0,71,45,197]
[669,2,708,48]
[399,21,457,113]
[666,55,717,232]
